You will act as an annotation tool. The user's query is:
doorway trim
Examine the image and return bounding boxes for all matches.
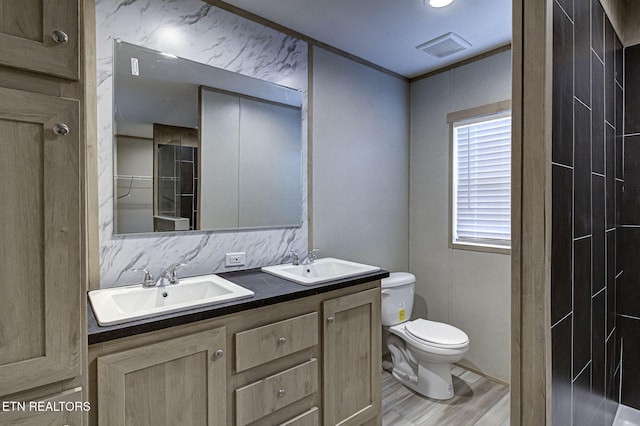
[510,0,553,424]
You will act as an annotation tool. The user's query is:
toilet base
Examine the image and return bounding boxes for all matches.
[392,361,454,400]
[387,335,456,400]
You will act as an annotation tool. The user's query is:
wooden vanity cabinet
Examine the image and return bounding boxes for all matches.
[88,280,382,426]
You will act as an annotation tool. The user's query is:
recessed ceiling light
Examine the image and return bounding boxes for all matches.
[427,0,453,7]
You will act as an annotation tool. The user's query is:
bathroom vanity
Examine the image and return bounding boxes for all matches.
[88,269,387,425]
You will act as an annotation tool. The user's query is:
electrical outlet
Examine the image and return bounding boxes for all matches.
[225,252,246,267]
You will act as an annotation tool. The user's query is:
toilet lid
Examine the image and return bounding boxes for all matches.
[405,319,469,346]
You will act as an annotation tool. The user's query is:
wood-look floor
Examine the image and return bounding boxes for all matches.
[381,364,510,425]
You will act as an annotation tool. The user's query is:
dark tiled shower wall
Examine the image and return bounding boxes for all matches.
[551,0,624,424]
[620,43,640,410]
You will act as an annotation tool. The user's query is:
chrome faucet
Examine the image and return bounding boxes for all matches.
[130,268,155,288]
[301,248,319,265]
[287,251,300,265]
[157,263,187,286]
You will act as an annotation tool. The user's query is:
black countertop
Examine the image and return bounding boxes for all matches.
[88,268,389,345]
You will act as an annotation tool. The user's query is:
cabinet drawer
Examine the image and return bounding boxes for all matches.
[0,387,84,425]
[235,358,318,426]
[280,406,319,426]
[235,312,318,372]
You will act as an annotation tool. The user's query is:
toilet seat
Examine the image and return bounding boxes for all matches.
[404,319,469,349]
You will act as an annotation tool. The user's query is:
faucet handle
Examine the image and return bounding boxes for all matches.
[302,248,319,265]
[171,263,187,273]
[130,268,155,288]
[167,263,187,284]
[287,251,299,265]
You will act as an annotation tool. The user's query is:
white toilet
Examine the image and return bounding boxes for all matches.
[382,272,469,400]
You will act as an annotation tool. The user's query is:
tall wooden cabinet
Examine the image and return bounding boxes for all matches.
[0,0,87,423]
[0,87,81,395]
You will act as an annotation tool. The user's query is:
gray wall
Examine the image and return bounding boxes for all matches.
[199,87,303,230]
[199,88,241,229]
[409,50,512,382]
[311,47,410,272]
[115,135,154,234]
[114,122,155,234]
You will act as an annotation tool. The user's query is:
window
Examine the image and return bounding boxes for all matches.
[449,104,511,253]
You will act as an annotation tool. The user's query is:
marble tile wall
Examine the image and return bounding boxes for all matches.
[96,0,308,288]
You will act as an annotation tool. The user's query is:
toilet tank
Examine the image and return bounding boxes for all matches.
[381,272,415,326]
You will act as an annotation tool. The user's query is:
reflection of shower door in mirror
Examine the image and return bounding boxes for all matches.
[156,138,181,218]
[153,124,199,232]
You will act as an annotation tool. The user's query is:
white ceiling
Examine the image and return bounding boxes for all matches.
[220,0,512,78]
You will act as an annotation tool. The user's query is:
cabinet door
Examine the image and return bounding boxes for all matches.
[0,0,78,79]
[0,87,80,396]
[323,288,382,426]
[97,328,227,426]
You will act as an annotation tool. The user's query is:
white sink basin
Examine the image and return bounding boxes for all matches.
[261,257,380,285]
[89,274,254,326]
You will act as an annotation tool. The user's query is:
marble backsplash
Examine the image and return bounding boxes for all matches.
[96,0,309,288]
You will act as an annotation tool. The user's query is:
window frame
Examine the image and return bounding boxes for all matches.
[447,100,512,255]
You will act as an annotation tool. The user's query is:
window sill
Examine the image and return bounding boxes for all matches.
[450,241,511,255]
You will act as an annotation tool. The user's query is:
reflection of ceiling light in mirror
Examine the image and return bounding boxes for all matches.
[157,26,184,53]
[426,0,453,7]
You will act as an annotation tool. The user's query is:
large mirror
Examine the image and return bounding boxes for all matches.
[113,40,303,234]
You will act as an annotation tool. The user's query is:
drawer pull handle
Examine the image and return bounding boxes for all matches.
[327,316,335,323]
[214,349,224,358]
[53,123,70,136]
[277,389,286,397]
[278,337,287,345]
[52,30,69,44]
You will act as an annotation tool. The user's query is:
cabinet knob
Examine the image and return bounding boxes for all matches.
[277,389,286,397]
[51,30,69,44]
[214,349,224,358]
[327,316,335,323]
[278,337,287,345]
[53,123,70,136]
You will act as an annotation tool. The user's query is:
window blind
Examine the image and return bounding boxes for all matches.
[453,114,511,248]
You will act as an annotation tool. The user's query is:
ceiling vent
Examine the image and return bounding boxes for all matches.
[416,32,471,59]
